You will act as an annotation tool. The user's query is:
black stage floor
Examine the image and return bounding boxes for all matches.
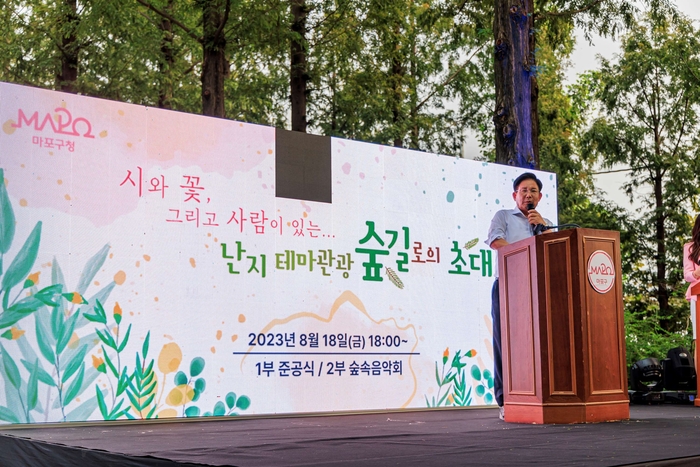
[2,405,700,467]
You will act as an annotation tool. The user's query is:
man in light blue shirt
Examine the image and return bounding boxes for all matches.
[485,172,551,420]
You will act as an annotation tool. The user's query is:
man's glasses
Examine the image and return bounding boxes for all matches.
[516,188,539,195]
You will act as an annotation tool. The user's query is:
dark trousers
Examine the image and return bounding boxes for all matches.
[491,279,503,407]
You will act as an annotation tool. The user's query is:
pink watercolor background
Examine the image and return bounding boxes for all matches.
[0,83,274,227]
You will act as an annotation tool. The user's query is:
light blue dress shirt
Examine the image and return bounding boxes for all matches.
[485,207,551,278]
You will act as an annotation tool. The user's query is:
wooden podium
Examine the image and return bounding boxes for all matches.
[498,228,630,424]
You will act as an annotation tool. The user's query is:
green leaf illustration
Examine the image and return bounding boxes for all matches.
[175,371,188,386]
[475,384,485,397]
[185,406,200,417]
[96,385,109,419]
[1,346,21,389]
[63,364,85,406]
[213,401,226,416]
[61,345,88,384]
[95,328,118,350]
[464,238,479,250]
[117,324,132,353]
[65,394,99,422]
[56,311,81,355]
[236,395,251,410]
[194,378,206,395]
[34,317,55,365]
[0,406,19,424]
[190,357,205,377]
[384,267,404,289]
[34,284,63,307]
[0,168,16,257]
[102,346,119,378]
[76,244,110,296]
[20,359,55,387]
[50,305,62,341]
[1,221,41,293]
[225,392,236,410]
[142,331,150,357]
[51,259,66,293]
[485,393,494,404]
[470,364,481,381]
[27,360,39,411]
[84,300,107,324]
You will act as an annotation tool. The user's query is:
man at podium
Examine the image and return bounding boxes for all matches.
[485,172,552,420]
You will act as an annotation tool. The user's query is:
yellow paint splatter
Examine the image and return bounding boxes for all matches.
[238,314,246,323]
[99,130,107,138]
[303,212,308,218]
[189,258,196,268]
[166,385,194,406]
[68,332,80,349]
[109,253,114,259]
[118,109,124,116]
[114,270,126,285]
[19,199,27,207]
[135,261,140,267]
[220,367,225,373]
[158,342,182,374]
[210,347,216,354]
[268,149,273,154]
[231,334,238,343]
[57,179,63,185]
[158,409,177,418]
[216,330,222,340]
[207,233,212,237]
[154,296,159,302]
[93,281,100,286]
[2,120,17,135]
[127,142,132,148]
[143,254,151,261]
[64,194,71,200]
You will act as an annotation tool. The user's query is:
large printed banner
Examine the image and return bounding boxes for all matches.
[0,82,557,424]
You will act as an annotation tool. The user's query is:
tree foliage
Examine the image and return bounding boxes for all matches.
[582,12,700,338]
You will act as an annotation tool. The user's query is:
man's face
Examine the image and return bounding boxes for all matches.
[512,179,542,212]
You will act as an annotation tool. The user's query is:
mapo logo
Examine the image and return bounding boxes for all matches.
[587,250,615,294]
[11,107,95,138]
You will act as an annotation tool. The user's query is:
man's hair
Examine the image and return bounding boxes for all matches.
[513,172,543,192]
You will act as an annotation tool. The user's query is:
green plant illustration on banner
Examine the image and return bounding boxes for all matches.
[0,167,251,424]
[425,347,492,407]
[163,355,251,418]
[86,299,148,420]
[470,364,494,405]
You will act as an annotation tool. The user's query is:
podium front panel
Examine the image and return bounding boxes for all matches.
[502,244,537,397]
[582,233,627,397]
[542,235,577,397]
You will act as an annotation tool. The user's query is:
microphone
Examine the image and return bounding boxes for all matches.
[527,203,546,235]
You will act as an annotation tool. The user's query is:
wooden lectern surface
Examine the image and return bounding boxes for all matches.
[498,228,629,424]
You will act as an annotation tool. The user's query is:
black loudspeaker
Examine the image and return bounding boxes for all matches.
[662,347,697,391]
[630,357,664,392]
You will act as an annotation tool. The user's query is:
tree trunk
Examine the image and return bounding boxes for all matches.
[57,0,79,93]
[529,15,540,168]
[493,0,536,168]
[391,23,404,148]
[158,0,175,109]
[201,0,228,118]
[290,0,308,132]
[654,168,670,327]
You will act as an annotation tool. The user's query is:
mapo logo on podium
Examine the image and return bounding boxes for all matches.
[587,250,615,294]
